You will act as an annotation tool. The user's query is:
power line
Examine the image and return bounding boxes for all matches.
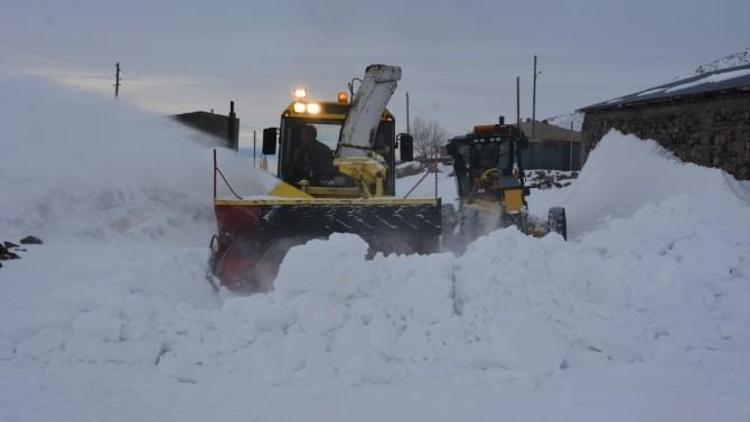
[0,38,200,113]
[0,46,92,74]
[0,37,107,69]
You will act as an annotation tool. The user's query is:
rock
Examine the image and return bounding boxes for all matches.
[0,245,20,260]
[1,241,24,262]
[19,236,43,245]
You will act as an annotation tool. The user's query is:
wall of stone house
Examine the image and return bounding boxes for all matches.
[581,93,750,179]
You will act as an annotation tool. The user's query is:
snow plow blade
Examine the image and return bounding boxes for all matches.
[209,197,441,293]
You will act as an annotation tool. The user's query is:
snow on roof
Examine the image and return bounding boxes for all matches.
[580,63,750,111]
[676,46,750,79]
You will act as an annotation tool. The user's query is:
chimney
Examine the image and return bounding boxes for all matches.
[227,101,238,150]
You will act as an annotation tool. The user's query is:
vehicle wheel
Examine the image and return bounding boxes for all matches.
[548,207,567,240]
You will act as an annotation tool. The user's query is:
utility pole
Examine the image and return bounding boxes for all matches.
[570,121,574,171]
[253,129,257,168]
[406,92,411,134]
[532,55,537,138]
[114,62,121,98]
[516,76,521,129]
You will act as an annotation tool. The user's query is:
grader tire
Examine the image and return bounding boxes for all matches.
[548,207,567,240]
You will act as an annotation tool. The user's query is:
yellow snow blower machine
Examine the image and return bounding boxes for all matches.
[444,117,567,249]
[209,65,442,293]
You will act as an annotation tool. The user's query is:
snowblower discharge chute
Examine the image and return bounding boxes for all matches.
[209,65,442,293]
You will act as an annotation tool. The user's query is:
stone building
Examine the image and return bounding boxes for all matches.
[579,64,750,179]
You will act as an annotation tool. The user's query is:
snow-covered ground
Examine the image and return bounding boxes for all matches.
[1,76,750,421]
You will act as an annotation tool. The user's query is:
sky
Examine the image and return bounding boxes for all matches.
[1,0,748,145]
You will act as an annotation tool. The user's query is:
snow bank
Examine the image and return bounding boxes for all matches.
[14,195,747,383]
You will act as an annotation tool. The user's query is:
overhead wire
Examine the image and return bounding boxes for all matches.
[0,37,107,69]
[0,38,199,112]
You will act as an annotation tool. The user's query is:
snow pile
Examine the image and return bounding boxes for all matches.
[529,130,749,237]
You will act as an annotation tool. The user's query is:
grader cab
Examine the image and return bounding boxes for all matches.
[445,118,567,248]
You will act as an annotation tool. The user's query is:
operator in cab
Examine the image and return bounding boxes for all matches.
[292,124,337,183]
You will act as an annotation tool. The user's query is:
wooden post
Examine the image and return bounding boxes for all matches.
[114,62,121,98]
[569,121,574,171]
[532,55,537,138]
[406,92,411,134]
[213,149,217,199]
[516,77,520,129]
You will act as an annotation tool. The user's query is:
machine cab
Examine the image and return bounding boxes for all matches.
[263,91,398,197]
[447,122,527,199]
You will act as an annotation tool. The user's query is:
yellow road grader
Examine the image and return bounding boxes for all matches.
[444,119,567,250]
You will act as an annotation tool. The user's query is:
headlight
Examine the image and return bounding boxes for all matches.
[293,102,306,113]
[306,103,321,114]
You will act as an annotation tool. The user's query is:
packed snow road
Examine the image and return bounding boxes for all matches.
[1,76,749,421]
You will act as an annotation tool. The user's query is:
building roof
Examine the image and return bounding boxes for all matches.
[517,119,580,142]
[579,64,750,112]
